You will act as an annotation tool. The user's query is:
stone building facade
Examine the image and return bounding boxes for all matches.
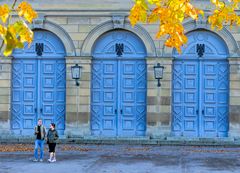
[0,0,240,138]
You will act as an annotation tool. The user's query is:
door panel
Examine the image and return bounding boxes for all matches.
[119,61,136,136]
[40,60,66,134]
[91,60,118,136]
[200,61,218,137]
[119,60,146,136]
[201,60,229,137]
[172,60,199,136]
[11,60,38,135]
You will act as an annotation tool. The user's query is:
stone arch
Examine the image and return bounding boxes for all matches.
[81,20,156,57]
[92,29,147,58]
[163,19,239,57]
[32,19,76,56]
[13,30,66,58]
[171,26,230,137]
[173,30,229,58]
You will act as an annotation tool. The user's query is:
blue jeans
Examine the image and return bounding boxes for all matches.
[34,139,44,160]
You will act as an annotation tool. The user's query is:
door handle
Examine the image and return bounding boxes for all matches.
[115,109,117,114]
[202,109,204,115]
[196,110,199,115]
[34,108,37,113]
[120,109,123,114]
[40,108,43,113]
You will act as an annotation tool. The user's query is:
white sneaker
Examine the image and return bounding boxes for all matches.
[51,159,56,162]
[48,158,51,162]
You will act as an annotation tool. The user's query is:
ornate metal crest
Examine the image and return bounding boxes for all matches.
[115,43,124,57]
[35,43,44,56]
[196,44,205,57]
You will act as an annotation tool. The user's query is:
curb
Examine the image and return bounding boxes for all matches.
[1,136,240,146]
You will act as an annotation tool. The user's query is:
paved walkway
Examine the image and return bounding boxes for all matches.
[1,144,240,173]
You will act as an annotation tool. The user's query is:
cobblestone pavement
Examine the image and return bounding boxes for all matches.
[0,144,240,173]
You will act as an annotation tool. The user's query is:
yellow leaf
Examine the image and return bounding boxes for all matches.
[17,2,38,23]
[3,31,16,56]
[148,0,160,6]
[129,1,148,26]
[13,21,34,43]
[2,23,29,56]
[0,4,10,23]
[148,7,160,23]
[0,25,7,38]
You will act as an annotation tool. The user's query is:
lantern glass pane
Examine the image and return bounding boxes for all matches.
[154,67,163,79]
[71,66,80,79]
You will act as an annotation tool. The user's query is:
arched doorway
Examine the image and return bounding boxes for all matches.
[11,30,66,135]
[91,30,147,136]
[172,30,229,137]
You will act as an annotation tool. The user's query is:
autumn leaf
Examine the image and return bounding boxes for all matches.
[208,0,240,30]
[13,21,34,43]
[17,1,38,23]
[129,0,148,26]
[0,25,7,38]
[148,7,160,23]
[0,4,10,23]
[3,24,26,56]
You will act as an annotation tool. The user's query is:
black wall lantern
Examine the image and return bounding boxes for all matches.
[71,64,82,86]
[153,63,164,87]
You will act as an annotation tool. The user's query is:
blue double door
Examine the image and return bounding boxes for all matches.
[172,59,229,137]
[11,58,66,135]
[91,59,147,136]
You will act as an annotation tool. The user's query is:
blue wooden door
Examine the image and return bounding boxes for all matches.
[11,30,66,135]
[172,60,229,137]
[172,31,229,137]
[91,30,147,137]
[91,59,147,136]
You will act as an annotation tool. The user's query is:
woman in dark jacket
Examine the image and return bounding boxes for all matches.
[47,123,59,162]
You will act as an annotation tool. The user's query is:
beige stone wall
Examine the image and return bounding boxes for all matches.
[46,16,112,56]
[146,58,172,137]
[0,57,11,134]
[0,0,240,138]
[65,57,91,136]
[229,58,240,137]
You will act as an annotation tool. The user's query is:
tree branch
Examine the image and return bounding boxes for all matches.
[12,0,18,9]
[0,40,4,55]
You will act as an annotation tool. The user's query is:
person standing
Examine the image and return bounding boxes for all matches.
[33,118,46,162]
[47,123,59,163]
